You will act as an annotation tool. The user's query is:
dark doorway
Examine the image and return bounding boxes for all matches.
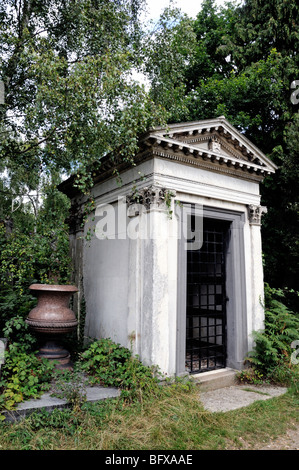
[186,218,230,373]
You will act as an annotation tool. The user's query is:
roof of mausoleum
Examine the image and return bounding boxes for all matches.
[59,116,277,198]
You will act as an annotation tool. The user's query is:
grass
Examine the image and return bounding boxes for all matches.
[0,383,298,450]
[240,387,271,396]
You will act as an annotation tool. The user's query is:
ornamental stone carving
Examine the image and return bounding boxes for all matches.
[208,136,221,153]
[247,204,267,225]
[126,185,175,216]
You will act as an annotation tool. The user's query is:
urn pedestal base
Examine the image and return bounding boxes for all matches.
[37,338,74,370]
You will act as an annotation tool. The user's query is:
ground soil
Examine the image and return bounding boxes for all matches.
[234,424,299,450]
[253,425,299,450]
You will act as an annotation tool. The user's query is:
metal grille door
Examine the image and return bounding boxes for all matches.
[186,219,229,373]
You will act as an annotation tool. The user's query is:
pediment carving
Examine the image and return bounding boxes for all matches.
[174,132,249,162]
[163,128,262,163]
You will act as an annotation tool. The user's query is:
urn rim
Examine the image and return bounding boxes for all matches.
[29,283,78,293]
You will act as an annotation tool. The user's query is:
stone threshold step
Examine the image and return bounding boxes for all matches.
[2,385,120,423]
[192,368,238,391]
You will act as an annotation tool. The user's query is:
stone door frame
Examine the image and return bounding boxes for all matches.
[176,204,247,376]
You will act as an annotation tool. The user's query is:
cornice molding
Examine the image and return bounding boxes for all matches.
[152,147,264,183]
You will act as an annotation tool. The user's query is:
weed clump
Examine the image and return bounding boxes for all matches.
[79,338,162,402]
[237,283,299,391]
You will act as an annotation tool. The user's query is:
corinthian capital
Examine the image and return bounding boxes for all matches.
[126,185,176,213]
[247,204,267,225]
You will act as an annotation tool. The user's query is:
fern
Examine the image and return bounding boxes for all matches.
[247,285,299,377]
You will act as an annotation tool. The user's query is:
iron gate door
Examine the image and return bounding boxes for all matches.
[186,218,229,373]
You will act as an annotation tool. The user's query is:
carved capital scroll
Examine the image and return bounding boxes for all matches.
[126,185,176,216]
[247,204,267,225]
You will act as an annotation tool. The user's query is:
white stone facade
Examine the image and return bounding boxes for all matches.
[60,117,277,377]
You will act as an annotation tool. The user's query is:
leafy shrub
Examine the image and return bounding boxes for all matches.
[0,287,37,336]
[0,221,71,290]
[242,283,299,386]
[79,338,161,402]
[80,338,131,386]
[51,366,88,411]
[2,315,37,352]
[236,367,266,385]
[0,343,55,417]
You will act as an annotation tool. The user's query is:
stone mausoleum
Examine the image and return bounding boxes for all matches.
[59,117,277,377]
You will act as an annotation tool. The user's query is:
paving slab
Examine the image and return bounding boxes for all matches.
[200,384,288,412]
[3,385,121,422]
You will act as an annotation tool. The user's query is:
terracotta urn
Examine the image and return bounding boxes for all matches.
[26,284,78,370]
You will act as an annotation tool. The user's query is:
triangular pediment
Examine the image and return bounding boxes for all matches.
[143,117,277,178]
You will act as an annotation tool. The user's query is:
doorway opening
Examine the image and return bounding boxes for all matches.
[185,218,230,373]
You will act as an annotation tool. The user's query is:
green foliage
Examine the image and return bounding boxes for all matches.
[185,49,287,148]
[143,6,197,123]
[51,366,88,412]
[237,367,266,386]
[0,221,72,336]
[0,224,71,289]
[2,316,37,351]
[163,374,196,394]
[22,407,86,436]
[0,288,36,336]
[225,0,299,68]
[0,343,55,416]
[0,0,166,203]
[185,0,237,87]
[243,284,299,386]
[80,338,131,385]
[261,112,299,291]
[80,338,161,402]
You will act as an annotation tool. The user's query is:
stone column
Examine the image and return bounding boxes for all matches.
[247,204,267,341]
[126,186,177,376]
